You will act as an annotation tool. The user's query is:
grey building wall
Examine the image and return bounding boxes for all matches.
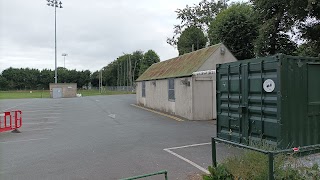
[136,78,193,120]
[197,44,237,71]
[175,77,193,120]
[145,79,175,115]
[49,83,77,98]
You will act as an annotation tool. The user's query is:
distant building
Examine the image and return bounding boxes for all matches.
[49,83,77,98]
[136,43,237,120]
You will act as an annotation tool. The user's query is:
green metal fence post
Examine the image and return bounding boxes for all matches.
[268,152,274,180]
[212,137,217,167]
[164,171,168,180]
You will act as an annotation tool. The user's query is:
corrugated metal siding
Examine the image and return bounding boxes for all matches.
[136,44,221,81]
[217,54,320,149]
[280,55,320,148]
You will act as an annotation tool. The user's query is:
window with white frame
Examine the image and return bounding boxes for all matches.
[168,78,175,101]
[142,81,146,97]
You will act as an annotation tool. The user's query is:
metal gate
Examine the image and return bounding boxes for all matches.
[52,88,62,99]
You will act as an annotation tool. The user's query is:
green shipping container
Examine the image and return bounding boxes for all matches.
[216,54,320,149]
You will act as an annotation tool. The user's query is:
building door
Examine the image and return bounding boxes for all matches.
[52,88,62,99]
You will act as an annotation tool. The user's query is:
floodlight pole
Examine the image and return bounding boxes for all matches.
[46,0,63,84]
[62,53,68,69]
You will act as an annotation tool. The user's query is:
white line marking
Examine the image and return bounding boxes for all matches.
[165,142,211,150]
[0,138,48,144]
[22,117,59,120]
[23,121,57,125]
[23,110,60,113]
[164,149,209,174]
[23,128,54,132]
[108,114,116,119]
[163,142,211,174]
[1,101,32,111]
[31,112,61,115]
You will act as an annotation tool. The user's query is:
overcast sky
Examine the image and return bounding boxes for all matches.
[0,0,242,73]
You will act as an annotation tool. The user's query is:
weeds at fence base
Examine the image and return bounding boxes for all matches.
[204,150,320,180]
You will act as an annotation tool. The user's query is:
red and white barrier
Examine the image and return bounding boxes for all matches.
[0,110,22,133]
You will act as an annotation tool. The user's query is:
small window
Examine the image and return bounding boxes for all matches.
[168,78,175,101]
[142,81,146,97]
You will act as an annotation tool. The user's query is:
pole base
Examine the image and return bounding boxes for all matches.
[11,129,21,133]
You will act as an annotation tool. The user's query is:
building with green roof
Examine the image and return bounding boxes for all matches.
[136,43,237,120]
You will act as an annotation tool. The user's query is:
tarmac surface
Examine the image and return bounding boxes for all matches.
[0,95,240,180]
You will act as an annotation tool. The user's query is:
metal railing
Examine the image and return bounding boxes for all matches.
[212,137,320,180]
[106,86,135,92]
[120,170,168,180]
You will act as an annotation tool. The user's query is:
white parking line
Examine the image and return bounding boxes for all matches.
[31,112,61,115]
[22,117,59,120]
[23,128,54,132]
[1,101,32,111]
[23,121,57,125]
[164,142,211,174]
[23,110,60,113]
[165,142,211,150]
[0,138,48,144]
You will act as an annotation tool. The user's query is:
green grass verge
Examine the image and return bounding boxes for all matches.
[0,90,135,99]
[0,90,50,99]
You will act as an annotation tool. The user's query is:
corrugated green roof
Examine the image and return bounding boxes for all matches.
[136,43,222,81]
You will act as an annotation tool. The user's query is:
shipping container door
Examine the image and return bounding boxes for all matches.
[217,60,280,145]
[246,60,279,145]
[217,64,243,143]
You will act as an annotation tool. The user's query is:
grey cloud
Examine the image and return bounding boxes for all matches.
[1,0,221,73]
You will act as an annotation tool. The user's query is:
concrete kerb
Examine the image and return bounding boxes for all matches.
[130,104,184,122]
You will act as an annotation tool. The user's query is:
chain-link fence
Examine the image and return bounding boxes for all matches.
[105,86,135,92]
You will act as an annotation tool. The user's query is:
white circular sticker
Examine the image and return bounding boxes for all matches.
[263,79,275,92]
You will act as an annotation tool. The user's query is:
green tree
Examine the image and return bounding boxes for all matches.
[91,71,99,88]
[249,0,320,56]
[177,26,207,55]
[208,3,258,60]
[139,50,160,75]
[131,51,145,82]
[40,69,54,89]
[167,0,227,47]
[296,42,319,57]
[0,75,8,90]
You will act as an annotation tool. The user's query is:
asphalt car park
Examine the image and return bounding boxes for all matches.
[0,95,240,180]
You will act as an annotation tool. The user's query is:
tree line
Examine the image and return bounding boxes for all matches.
[0,68,91,90]
[91,50,160,88]
[0,49,159,90]
[168,0,320,59]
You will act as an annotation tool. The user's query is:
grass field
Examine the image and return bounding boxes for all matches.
[0,90,134,99]
[0,90,50,99]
